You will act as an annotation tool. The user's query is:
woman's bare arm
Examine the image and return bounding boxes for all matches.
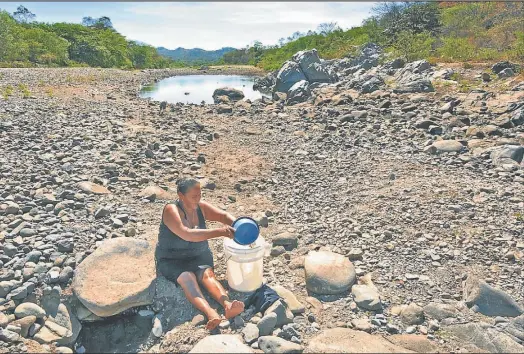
[163,204,232,242]
[199,201,236,225]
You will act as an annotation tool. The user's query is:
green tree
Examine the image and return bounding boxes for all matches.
[13,5,35,23]
[21,27,69,65]
[0,11,24,62]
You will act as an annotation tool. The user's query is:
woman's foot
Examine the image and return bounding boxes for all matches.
[205,317,222,330]
[224,300,245,319]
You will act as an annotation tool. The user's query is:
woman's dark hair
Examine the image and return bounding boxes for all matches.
[176,178,199,195]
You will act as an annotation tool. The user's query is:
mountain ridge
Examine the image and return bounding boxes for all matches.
[157,46,237,64]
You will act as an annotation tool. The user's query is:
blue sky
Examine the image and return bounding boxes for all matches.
[0,2,377,50]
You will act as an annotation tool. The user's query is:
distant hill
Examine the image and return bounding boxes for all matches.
[157,47,236,64]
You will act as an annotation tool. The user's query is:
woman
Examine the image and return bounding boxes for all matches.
[155,178,244,330]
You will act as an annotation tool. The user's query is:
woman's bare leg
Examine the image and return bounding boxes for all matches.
[177,271,222,330]
[197,267,244,319]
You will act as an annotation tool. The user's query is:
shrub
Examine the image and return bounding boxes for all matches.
[388,30,435,62]
[437,37,476,61]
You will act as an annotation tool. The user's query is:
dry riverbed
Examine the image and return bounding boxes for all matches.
[0,61,523,353]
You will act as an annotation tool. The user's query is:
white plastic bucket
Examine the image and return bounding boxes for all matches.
[223,235,270,292]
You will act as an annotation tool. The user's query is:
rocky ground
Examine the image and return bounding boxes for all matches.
[0,49,523,354]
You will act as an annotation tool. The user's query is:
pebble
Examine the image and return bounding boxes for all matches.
[219,320,230,329]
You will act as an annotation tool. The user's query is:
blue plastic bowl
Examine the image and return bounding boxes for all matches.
[232,216,260,245]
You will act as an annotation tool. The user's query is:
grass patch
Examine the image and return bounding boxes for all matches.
[2,85,14,99]
[45,88,54,98]
[18,84,31,98]
[448,73,475,93]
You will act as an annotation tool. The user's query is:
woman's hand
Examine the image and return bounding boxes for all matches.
[221,225,235,239]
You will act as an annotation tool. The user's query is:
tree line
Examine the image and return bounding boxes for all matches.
[0,5,180,69]
[221,2,524,71]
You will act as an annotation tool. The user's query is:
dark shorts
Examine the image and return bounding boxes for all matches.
[155,249,214,284]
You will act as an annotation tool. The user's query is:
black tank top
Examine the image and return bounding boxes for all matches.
[156,200,209,259]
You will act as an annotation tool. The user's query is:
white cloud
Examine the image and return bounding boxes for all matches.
[113,2,376,50]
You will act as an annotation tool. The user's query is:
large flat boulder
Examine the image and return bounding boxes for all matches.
[444,322,524,353]
[305,328,413,353]
[386,335,441,353]
[189,334,253,353]
[73,238,156,317]
[305,251,356,295]
[258,336,303,353]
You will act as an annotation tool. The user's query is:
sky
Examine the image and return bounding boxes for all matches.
[0,2,377,50]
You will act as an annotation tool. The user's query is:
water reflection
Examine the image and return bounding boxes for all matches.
[139,75,270,104]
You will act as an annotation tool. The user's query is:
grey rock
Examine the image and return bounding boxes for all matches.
[0,327,20,342]
[0,312,8,327]
[217,104,233,114]
[272,232,298,249]
[498,68,515,78]
[25,251,42,264]
[286,80,310,106]
[94,207,111,219]
[504,315,524,343]
[9,284,29,300]
[352,285,382,311]
[445,322,524,353]
[271,246,286,257]
[59,267,74,283]
[293,49,334,83]
[243,323,260,344]
[14,303,46,319]
[4,202,20,215]
[19,228,36,237]
[272,285,304,314]
[191,314,206,326]
[152,316,162,337]
[400,303,425,325]
[463,276,523,317]
[351,318,372,333]
[278,324,301,341]
[360,76,384,94]
[10,315,36,337]
[33,320,73,344]
[423,302,461,320]
[258,336,303,353]
[233,315,244,328]
[3,244,18,257]
[212,87,245,103]
[265,300,294,328]
[57,239,73,252]
[305,251,356,295]
[432,140,464,153]
[492,61,519,74]
[490,146,524,166]
[274,61,307,93]
[258,312,278,336]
